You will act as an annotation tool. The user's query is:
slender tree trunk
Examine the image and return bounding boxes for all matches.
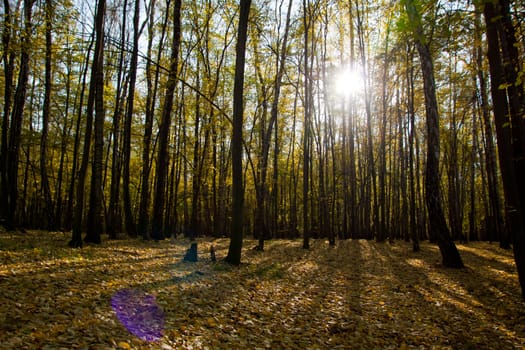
[302,0,311,249]
[122,0,142,238]
[55,48,74,229]
[39,0,55,230]
[65,32,93,233]
[107,0,128,239]
[84,0,107,245]
[191,67,202,239]
[256,0,293,250]
[378,19,391,242]
[225,0,251,265]
[69,2,102,247]
[354,0,376,240]
[474,10,506,246]
[6,0,35,231]
[0,0,14,225]
[469,99,478,243]
[348,3,357,239]
[151,0,182,240]
[138,0,161,240]
[483,0,525,298]
[407,43,419,251]
[404,0,463,267]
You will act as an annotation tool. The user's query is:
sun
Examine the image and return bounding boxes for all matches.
[334,67,364,96]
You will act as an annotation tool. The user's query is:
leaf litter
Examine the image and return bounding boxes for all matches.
[1,230,524,349]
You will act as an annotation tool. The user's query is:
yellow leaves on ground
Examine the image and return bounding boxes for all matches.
[1,231,525,349]
[118,341,132,349]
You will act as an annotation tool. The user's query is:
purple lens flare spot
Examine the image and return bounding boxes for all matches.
[111,288,165,342]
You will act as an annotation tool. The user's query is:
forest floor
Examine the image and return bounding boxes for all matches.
[1,230,525,350]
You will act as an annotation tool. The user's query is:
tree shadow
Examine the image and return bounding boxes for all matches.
[2,234,524,349]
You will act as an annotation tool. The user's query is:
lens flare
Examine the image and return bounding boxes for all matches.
[111,288,165,342]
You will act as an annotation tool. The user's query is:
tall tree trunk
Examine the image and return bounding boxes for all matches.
[122,0,142,238]
[107,0,129,239]
[138,0,162,240]
[469,97,478,242]
[85,0,107,245]
[404,0,463,268]
[65,32,94,233]
[41,0,55,231]
[0,0,14,225]
[347,2,357,239]
[190,66,202,239]
[225,0,251,265]
[483,0,525,298]
[6,0,35,231]
[378,18,391,242]
[407,43,420,251]
[355,0,377,240]
[69,2,102,247]
[256,0,293,251]
[474,9,506,246]
[302,0,311,249]
[151,0,182,240]
[55,48,74,229]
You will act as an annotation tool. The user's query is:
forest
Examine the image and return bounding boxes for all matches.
[1,0,525,347]
[0,0,525,349]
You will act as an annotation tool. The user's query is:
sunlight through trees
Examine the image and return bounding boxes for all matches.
[0,0,524,293]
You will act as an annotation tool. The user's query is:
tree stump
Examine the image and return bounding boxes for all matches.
[183,243,198,262]
[210,245,216,262]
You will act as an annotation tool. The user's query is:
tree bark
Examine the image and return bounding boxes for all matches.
[70,1,102,247]
[483,0,525,298]
[107,0,127,239]
[84,0,107,245]
[40,0,55,231]
[138,0,162,240]
[0,0,14,226]
[151,0,182,240]
[474,8,506,246]
[225,0,251,265]
[6,0,35,231]
[406,43,420,251]
[122,0,142,238]
[302,0,311,250]
[404,0,463,267]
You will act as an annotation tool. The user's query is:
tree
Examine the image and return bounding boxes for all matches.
[138,0,163,240]
[473,8,505,246]
[0,0,14,227]
[151,0,182,240]
[40,0,55,230]
[122,0,142,238]
[403,0,464,268]
[255,0,294,251]
[302,0,312,250]
[84,0,107,244]
[5,0,36,231]
[482,0,525,298]
[225,0,251,265]
[70,0,105,247]
[107,0,129,239]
